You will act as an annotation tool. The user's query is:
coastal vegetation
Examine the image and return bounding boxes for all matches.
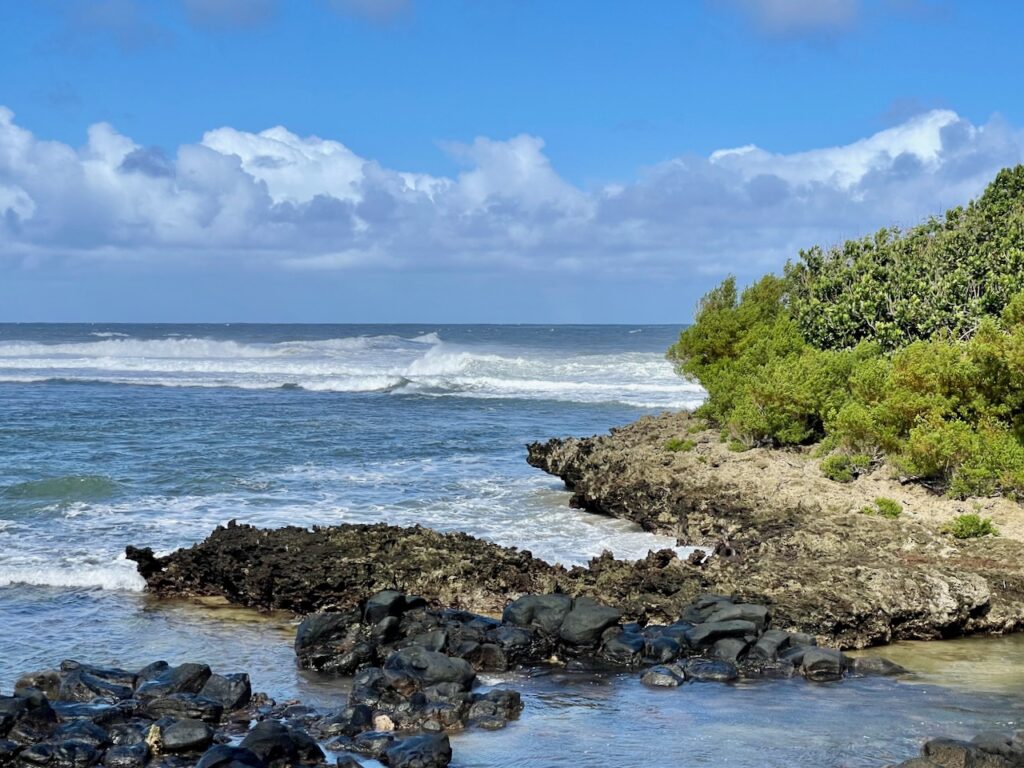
[861,497,902,519]
[668,165,1024,499]
[942,512,999,539]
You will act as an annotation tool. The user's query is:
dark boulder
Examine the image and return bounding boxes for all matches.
[600,632,645,667]
[102,744,149,768]
[382,648,475,693]
[848,656,907,677]
[160,718,214,753]
[640,666,685,688]
[293,612,372,674]
[748,629,792,662]
[684,620,758,650]
[198,675,251,713]
[684,658,738,683]
[364,591,409,624]
[195,745,266,768]
[7,707,57,746]
[106,725,147,747]
[57,671,134,704]
[800,648,846,682]
[51,740,101,768]
[702,603,770,632]
[141,695,222,724]
[239,721,323,767]
[711,637,748,664]
[502,595,573,635]
[558,598,621,648]
[384,733,452,768]
[351,731,395,760]
[53,722,109,749]
[135,665,211,699]
[644,635,681,664]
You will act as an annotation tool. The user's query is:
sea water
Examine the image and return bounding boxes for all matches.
[0,323,1019,767]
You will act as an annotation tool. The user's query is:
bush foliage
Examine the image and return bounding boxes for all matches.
[861,497,902,519]
[941,513,999,539]
[668,165,1024,499]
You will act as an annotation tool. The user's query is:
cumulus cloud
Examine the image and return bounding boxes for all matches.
[0,105,1021,280]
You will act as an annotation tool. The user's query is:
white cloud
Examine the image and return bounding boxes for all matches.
[717,0,860,36]
[0,105,1021,280]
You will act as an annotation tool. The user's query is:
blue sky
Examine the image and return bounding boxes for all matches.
[1,0,1022,322]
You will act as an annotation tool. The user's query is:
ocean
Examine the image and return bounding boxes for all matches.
[0,323,1020,767]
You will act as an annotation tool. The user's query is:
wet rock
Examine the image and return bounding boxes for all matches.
[922,738,997,767]
[502,595,573,635]
[57,670,134,704]
[135,665,211,700]
[53,722,110,749]
[748,629,791,662]
[239,721,323,767]
[703,604,770,632]
[102,744,149,768]
[16,673,61,701]
[558,598,621,648]
[159,719,214,753]
[800,648,846,682]
[194,745,266,768]
[351,731,394,760]
[293,612,371,675]
[600,631,645,667]
[684,620,758,650]
[971,732,1022,761]
[382,648,475,693]
[0,739,17,765]
[106,725,147,747]
[643,635,681,664]
[683,658,738,683]
[384,733,452,768]
[711,637,748,664]
[141,695,223,724]
[198,675,251,713]
[7,706,57,746]
[51,740,101,768]
[848,656,906,677]
[640,666,685,688]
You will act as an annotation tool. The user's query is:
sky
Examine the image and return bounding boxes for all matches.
[1,0,1023,323]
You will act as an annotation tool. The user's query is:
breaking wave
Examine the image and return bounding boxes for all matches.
[0,332,703,408]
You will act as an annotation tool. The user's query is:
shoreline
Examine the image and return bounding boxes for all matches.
[528,410,1024,648]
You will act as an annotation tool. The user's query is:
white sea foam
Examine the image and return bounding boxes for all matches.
[0,562,145,591]
[0,332,705,408]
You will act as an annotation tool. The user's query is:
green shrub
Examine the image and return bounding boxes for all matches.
[941,513,999,538]
[664,438,696,453]
[861,497,902,519]
[786,166,1024,352]
[668,165,1024,501]
[820,453,872,483]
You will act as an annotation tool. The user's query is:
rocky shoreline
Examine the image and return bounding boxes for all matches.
[42,410,1024,767]
[528,411,1024,648]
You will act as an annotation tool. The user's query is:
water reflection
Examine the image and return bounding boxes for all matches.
[4,587,1024,767]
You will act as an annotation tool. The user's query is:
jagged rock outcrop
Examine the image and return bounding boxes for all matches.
[126,521,564,617]
[528,411,1024,648]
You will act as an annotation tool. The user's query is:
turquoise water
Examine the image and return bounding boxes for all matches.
[0,323,1019,766]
